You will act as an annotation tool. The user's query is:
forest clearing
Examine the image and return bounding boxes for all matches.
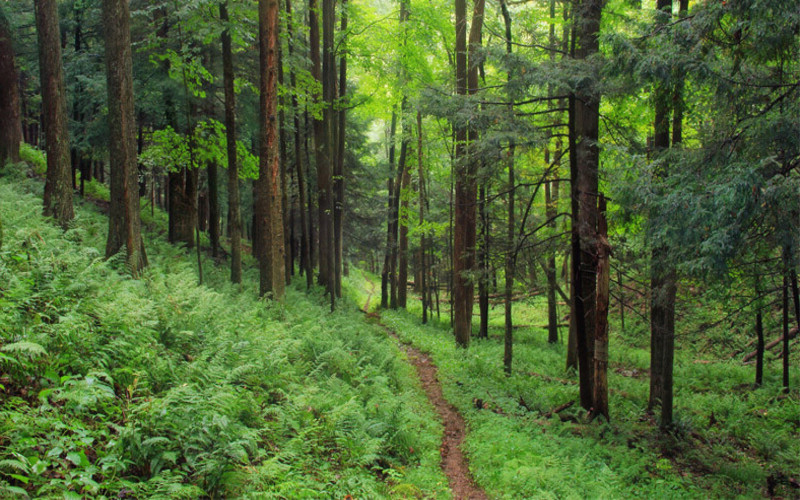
[1,0,799,498]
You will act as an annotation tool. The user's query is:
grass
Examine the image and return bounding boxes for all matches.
[346,267,800,499]
[0,162,449,498]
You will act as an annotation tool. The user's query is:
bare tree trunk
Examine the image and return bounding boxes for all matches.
[334,0,348,298]
[258,0,286,300]
[309,0,328,288]
[453,0,485,347]
[417,111,428,323]
[382,111,398,309]
[398,141,410,308]
[592,194,610,421]
[221,1,242,283]
[35,0,74,227]
[478,182,489,338]
[500,0,514,373]
[103,0,146,276]
[755,307,764,387]
[570,0,602,410]
[286,0,311,289]
[0,17,22,165]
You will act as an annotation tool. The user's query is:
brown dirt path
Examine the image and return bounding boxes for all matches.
[361,274,487,499]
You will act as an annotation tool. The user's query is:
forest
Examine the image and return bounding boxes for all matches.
[0,0,798,497]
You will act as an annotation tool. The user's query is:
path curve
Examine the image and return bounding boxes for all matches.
[361,273,487,499]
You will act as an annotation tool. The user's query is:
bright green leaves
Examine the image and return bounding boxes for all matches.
[139,120,258,178]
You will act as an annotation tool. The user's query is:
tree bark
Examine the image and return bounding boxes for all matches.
[35,0,74,227]
[592,194,610,421]
[103,0,146,275]
[478,182,489,338]
[755,308,764,387]
[453,0,484,347]
[398,139,411,309]
[570,0,602,410]
[417,111,428,323]
[286,0,312,289]
[221,1,242,283]
[334,0,348,298]
[649,0,678,429]
[0,16,22,165]
[382,111,398,309]
[258,0,286,300]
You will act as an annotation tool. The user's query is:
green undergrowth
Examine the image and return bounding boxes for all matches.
[0,166,448,498]
[347,269,800,498]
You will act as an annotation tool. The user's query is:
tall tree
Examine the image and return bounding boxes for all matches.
[35,0,74,227]
[102,0,146,275]
[570,0,603,410]
[258,0,286,299]
[648,0,678,428]
[334,0,348,298]
[0,12,22,165]
[452,0,485,347]
[220,0,242,284]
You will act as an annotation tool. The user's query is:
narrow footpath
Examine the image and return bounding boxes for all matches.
[362,276,487,500]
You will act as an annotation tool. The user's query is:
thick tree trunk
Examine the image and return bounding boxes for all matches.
[169,168,198,247]
[453,0,484,347]
[35,0,74,227]
[258,0,286,300]
[570,0,602,410]
[0,18,22,165]
[221,1,242,283]
[103,0,145,275]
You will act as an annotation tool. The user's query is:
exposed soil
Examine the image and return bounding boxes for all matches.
[362,274,487,499]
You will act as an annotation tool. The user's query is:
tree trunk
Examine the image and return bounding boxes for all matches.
[169,168,197,247]
[453,0,485,347]
[478,182,489,338]
[334,0,348,298]
[278,45,291,284]
[398,142,411,309]
[382,111,398,309]
[286,0,312,289]
[570,0,602,410]
[417,111,428,323]
[755,308,764,387]
[500,0,514,373]
[648,0,679,429]
[0,17,22,165]
[103,0,146,275]
[592,194,610,421]
[35,0,74,227]
[221,1,242,283]
[258,0,285,300]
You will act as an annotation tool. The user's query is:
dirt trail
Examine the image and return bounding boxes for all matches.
[361,274,487,500]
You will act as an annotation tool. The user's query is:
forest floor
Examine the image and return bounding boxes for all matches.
[362,278,487,499]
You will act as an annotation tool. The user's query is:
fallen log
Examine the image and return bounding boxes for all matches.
[742,326,797,363]
[544,400,575,418]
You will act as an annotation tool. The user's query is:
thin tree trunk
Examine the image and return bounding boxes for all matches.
[592,194,610,421]
[382,111,398,309]
[755,307,764,387]
[649,0,678,429]
[417,111,428,323]
[398,141,410,309]
[0,17,22,165]
[221,1,242,283]
[334,0,348,298]
[478,182,489,338]
[278,45,292,284]
[35,0,74,227]
[286,0,311,288]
